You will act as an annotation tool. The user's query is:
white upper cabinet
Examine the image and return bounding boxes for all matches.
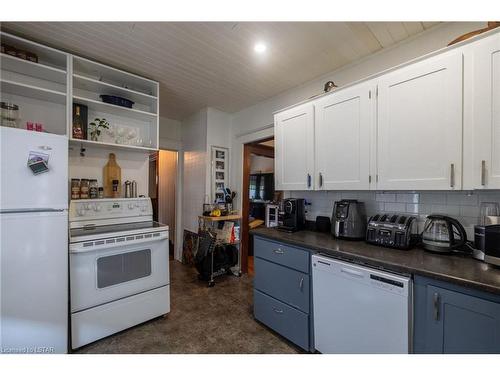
[275,103,315,190]
[314,82,374,190]
[376,50,463,190]
[464,33,500,189]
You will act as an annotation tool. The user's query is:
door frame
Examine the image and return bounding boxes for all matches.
[157,145,184,263]
[241,139,274,273]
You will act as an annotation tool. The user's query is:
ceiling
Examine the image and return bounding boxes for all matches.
[1,22,440,120]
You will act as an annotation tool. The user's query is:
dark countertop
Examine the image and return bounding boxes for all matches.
[251,227,500,295]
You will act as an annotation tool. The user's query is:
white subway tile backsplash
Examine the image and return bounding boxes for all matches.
[430,204,460,216]
[284,189,499,232]
[460,205,480,217]
[376,193,396,202]
[396,193,420,203]
[327,191,342,201]
[446,192,478,206]
[420,192,447,204]
[341,191,360,200]
[406,203,428,214]
[384,202,407,213]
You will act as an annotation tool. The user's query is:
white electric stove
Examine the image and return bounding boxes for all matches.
[69,198,170,349]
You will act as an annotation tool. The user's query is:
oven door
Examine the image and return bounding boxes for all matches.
[70,235,169,313]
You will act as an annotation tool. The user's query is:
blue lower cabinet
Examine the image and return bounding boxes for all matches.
[253,236,310,273]
[254,289,310,350]
[414,276,500,353]
[253,236,313,351]
[254,257,310,313]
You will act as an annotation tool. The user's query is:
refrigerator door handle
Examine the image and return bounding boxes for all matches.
[0,208,67,214]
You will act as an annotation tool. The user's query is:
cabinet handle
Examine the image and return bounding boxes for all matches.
[481,160,486,186]
[319,172,323,188]
[299,276,304,291]
[433,292,440,321]
[273,248,285,255]
[450,164,455,188]
[307,173,311,188]
[273,308,284,314]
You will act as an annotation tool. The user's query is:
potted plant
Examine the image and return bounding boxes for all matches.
[89,118,110,142]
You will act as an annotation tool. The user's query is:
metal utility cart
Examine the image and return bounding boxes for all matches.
[197,214,242,287]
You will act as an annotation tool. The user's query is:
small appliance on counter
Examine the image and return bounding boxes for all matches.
[315,216,331,233]
[476,225,500,266]
[421,215,468,253]
[331,199,366,240]
[277,198,305,232]
[366,213,418,249]
[474,225,487,261]
[265,203,280,228]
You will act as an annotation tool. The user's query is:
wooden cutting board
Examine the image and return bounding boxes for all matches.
[103,153,121,198]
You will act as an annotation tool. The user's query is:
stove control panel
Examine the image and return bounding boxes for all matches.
[69,198,152,222]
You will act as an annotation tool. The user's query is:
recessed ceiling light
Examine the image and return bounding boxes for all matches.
[254,42,267,54]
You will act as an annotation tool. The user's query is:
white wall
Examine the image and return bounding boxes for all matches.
[230,22,486,210]
[205,107,233,199]
[180,107,233,232]
[159,116,182,150]
[69,147,149,197]
[181,109,208,233]
[250,155,274,174]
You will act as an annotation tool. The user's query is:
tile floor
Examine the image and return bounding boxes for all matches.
[76,260,301,354]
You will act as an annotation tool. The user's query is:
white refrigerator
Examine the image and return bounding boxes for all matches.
[0,127,68,354]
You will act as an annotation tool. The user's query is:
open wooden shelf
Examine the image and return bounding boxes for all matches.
[199,214,242,222]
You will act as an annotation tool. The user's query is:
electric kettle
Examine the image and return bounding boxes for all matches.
[421,215,467,253]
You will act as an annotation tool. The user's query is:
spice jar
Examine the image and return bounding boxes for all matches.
[89,179,98,199]
[98,187,104,199]
[1,102,20,128]
[112,180,120,198]
[71,179,81,200]
[80,179,90,199]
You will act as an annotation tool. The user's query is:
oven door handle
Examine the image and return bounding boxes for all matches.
[69,234,168,254]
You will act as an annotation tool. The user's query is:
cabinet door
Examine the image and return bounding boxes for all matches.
[377,51,463,190]
[314,83,373,190]
[425,285,500,353]
[467,33,500,189]
[275,103,315,190]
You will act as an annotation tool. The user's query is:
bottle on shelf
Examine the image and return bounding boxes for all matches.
[71,179,80,200]
[72,105,84,140]
[89,179,98,199]
[80,179,89,199]
[103,153,121,198]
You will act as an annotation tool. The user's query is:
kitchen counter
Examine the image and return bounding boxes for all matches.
[251,227,500,295]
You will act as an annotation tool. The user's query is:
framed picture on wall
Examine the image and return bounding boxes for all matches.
[211,146,229,203]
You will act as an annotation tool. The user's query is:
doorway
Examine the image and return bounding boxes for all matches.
[241,137,277,275]
[149,150,178,258]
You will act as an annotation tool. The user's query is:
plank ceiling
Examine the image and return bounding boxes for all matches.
[1,22,440,120]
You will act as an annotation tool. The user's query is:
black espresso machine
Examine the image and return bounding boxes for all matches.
[277,198,305,232]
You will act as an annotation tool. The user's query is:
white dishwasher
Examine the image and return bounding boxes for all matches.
[312,254,412,354]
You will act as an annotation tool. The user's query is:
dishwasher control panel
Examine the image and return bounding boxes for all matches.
[312,254,410,296]
[369,274,405,293]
